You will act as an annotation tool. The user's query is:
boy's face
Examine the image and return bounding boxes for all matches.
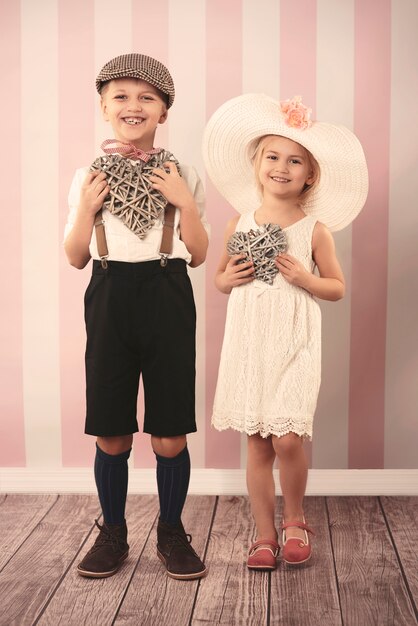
[101,78,168,150]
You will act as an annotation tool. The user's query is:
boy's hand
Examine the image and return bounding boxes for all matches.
[79,171,109,217]
[276,253,310,288]
[149,162,194,209]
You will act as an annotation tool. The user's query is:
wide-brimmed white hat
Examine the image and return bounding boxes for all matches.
[202,93,368,231]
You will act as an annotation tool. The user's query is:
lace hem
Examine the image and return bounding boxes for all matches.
[212,414,313,441]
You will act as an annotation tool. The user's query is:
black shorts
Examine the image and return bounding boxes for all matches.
[84,259,196,437]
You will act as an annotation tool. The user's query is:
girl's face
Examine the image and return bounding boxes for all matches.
[256,135,315,201]
[101,78,168,150]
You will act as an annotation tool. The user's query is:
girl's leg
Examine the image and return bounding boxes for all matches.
[246,434,277,541]
[272,433,308,541]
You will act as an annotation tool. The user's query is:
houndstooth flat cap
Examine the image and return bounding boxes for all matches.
[96,53,175,108]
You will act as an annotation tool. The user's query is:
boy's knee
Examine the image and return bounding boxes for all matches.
[97,435,133,455]
[151,435,187,458]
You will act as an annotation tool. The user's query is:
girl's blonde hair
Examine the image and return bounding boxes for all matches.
[251,135,320,205]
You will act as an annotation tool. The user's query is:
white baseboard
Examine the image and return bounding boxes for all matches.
[1,468,417,495]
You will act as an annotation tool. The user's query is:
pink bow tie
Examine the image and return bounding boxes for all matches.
[101,139,162,163]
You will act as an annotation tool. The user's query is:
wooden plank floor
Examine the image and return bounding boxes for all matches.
[0,495,417,626]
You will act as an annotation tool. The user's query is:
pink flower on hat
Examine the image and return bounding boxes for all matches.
[280,96,312,130]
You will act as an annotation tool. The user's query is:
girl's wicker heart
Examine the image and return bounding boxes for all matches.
[90,150,180,238]
[227,223,287,285]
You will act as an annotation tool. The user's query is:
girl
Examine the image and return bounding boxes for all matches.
[203,94,368,569]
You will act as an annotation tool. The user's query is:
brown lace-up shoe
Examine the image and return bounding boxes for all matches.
[157,519,207,580]
[77,519,129,578]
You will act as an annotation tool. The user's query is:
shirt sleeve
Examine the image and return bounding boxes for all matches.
[180,164,210,237]
[63,167,89,242]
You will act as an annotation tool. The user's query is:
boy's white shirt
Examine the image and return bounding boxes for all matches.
[64,163,209,264]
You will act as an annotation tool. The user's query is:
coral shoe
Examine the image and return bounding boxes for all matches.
[247,539,280,570]
[281,520,314,565]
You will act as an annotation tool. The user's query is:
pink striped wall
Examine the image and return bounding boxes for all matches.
[1,0,417,472]
[132,0,169,152]
[280,0,317,468]
[132,0,170,468]
[205,0,242,468]
[280,0,317,117]
[59,0,95,466]
[0,0,25,466]
[349,0,391,468]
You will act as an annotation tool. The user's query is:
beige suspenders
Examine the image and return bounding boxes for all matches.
[94,210,109,269]
[94,203,176,269]
[158,203,176,267]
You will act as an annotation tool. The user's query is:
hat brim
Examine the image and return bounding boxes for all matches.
[202,94,368,231]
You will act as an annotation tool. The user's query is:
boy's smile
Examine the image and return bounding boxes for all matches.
[124,117,144,125]
[101,78,168,150]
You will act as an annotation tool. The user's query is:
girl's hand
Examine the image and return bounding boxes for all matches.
[149,161,194,209]
[79,171,109,217]
[220,254,254,290]
[276,253,310,288]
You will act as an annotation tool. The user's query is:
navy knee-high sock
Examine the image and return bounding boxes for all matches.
[155,446,190,527]
[94,443,131,525]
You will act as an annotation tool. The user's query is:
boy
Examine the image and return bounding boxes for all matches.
[64,53,209,580]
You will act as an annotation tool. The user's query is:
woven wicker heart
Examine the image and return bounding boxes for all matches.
[90,150,180,238]
[227,223,287,285]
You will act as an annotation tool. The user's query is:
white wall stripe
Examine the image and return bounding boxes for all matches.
[313,0,355,468]
[385,0,418,467]
[21,0,61,466]
[240,0,281,469]
[316,0,354,128]
[242,0,280,97]
[168,0,207,467]
[94,0,133,152]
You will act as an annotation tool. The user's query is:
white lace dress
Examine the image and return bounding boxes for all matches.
[212,212,321,440]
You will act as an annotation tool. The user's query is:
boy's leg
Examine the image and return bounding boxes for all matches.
[153,435,189,526]
[152,435,207,580]
[81,262,142,578]
[94,436,132,524]
[77,435,132,578]
[138,263,204,578]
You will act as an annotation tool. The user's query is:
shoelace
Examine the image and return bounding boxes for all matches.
[89,519,126,553]
[167,531,198,555]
